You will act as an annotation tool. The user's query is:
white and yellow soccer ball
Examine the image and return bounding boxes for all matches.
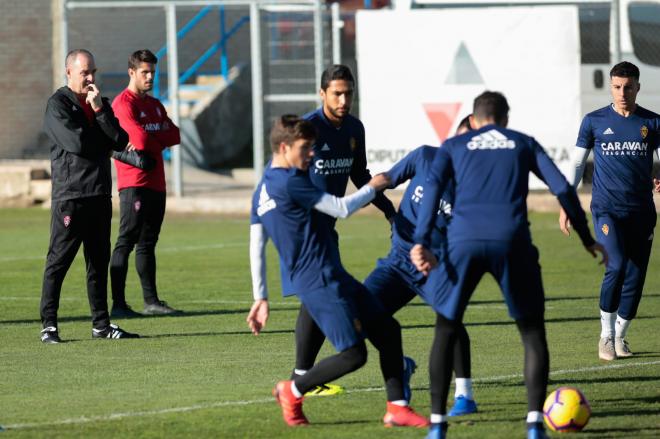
[543,386,591,433]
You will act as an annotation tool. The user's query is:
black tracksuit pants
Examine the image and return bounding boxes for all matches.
[110,187,166,306]
[40,196,112,330]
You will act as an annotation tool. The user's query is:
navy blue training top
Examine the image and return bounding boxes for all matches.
[576,104,660,215]
[414,124,593,247]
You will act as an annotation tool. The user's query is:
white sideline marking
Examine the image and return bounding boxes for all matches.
[4,360,659,431]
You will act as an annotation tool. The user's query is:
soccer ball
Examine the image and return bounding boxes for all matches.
[543,386,591,432]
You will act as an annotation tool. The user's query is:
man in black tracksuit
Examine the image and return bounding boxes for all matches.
[39,49,139,343]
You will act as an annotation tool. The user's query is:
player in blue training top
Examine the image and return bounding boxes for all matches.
[247,115,428,428]
[410,92,607,439]
[266,65,398,397]
[559,61,660,361]
[362,116,478,416]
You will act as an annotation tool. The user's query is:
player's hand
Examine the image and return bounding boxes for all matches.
[586,242,608,266]
[368,173,391,192]
[86,84,103,112]
[559,207,572,236]
[126,142,137,152]
[653,178,660,193]
[410,244,438,276]
[246,299,269,335]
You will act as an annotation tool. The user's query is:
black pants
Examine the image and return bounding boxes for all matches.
[40,196,112,330]
[110,187,166,306]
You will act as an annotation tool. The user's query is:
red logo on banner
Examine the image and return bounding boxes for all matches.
[423,103,462,142]
[63,215,71,227]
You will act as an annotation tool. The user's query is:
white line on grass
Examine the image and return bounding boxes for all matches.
[4,360,659,431]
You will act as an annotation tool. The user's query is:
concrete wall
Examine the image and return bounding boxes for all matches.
[0,0,54,158]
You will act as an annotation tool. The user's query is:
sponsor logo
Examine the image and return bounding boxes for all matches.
[321,143,331,152]
[467,129,516,150]
[63,215,71,227]
[641,125,648,139]
[134,200,141,212]
[257,184,276,216]
[411,185,452,216]
[314,157,353,175]
[603,127,614,135]
[599,141,648,156]
[142,122,162,132]
[601,224,609,236]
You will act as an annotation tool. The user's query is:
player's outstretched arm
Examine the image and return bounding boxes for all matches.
[247,299,269,335]
[312,173,390,219]
[585,242,608,266]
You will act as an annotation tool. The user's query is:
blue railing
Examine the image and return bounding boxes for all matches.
[153,6,249,99]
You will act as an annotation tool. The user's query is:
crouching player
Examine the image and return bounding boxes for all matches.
[362,119,478,416]
[247,115,429,427]
[411,92,607,439]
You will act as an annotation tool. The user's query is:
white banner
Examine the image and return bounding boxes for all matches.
[356,7,580,188]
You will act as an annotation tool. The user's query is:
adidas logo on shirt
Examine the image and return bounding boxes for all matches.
[467,129,516,150]
[321,143,331,152]
[257,184,276,216]
[603,128,614,135]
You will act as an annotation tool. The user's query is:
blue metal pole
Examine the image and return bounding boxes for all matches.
[219,6,228,80]
[365,0,372,8]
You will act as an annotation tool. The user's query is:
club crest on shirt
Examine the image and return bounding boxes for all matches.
[353,318,363,333]
[63,215,71,227]
[134,200,141,212]
[641,125,648,139]
[601,224,609,236]
[350,137,357,151]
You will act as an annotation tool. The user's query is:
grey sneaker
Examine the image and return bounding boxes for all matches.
[111,303,142,319]
[598,336,617,361]
[143,300,182,315]
[615,337,633,358]
[40,326,61,344]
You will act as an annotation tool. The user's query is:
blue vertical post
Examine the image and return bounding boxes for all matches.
[364,0,372,8]
[219,6,229,80]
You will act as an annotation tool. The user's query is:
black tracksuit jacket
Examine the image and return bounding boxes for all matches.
[43,86,129,201]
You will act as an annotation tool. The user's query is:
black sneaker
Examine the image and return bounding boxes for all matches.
[92,323,140,339]
[143,300,182,315]
[40,326,61,344]
[111,303,142,319]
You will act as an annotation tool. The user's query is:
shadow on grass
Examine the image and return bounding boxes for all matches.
[1,306,300,325]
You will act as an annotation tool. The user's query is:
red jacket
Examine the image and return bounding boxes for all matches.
[112,88,180,192]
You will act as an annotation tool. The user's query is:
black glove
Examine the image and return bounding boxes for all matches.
[112,149,156,171]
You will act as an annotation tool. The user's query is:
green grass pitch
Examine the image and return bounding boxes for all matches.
[1,208,659,438]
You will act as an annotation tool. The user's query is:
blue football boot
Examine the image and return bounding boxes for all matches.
[425,422,447,439]
[402,356,417,402]
[448,395,478,416]
[527,422,549,439]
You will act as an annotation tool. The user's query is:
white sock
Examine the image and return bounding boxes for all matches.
[290,381,303,398]
[454,378,473,400]
[389,400,408,407]
[430,413,447,424]
[526,411,543,423]
[615,315,632,339]
[600,310,616,338]
[293,369,307,376]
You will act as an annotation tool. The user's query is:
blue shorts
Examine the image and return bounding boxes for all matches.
[298,269,386,352]
[429,239,545,321]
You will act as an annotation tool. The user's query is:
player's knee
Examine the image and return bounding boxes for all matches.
[435,313,461,338]
[341,341,368,371]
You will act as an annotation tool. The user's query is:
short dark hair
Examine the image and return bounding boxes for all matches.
[65,49,93,67]
[456,115,472,133]
[128,49,158,70]
[610,61,639,81]
[473,91,509,124]
[320,64,355,90]
[269,115,317,153]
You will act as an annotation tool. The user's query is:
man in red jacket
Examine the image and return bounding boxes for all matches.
[110,49,181,317]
